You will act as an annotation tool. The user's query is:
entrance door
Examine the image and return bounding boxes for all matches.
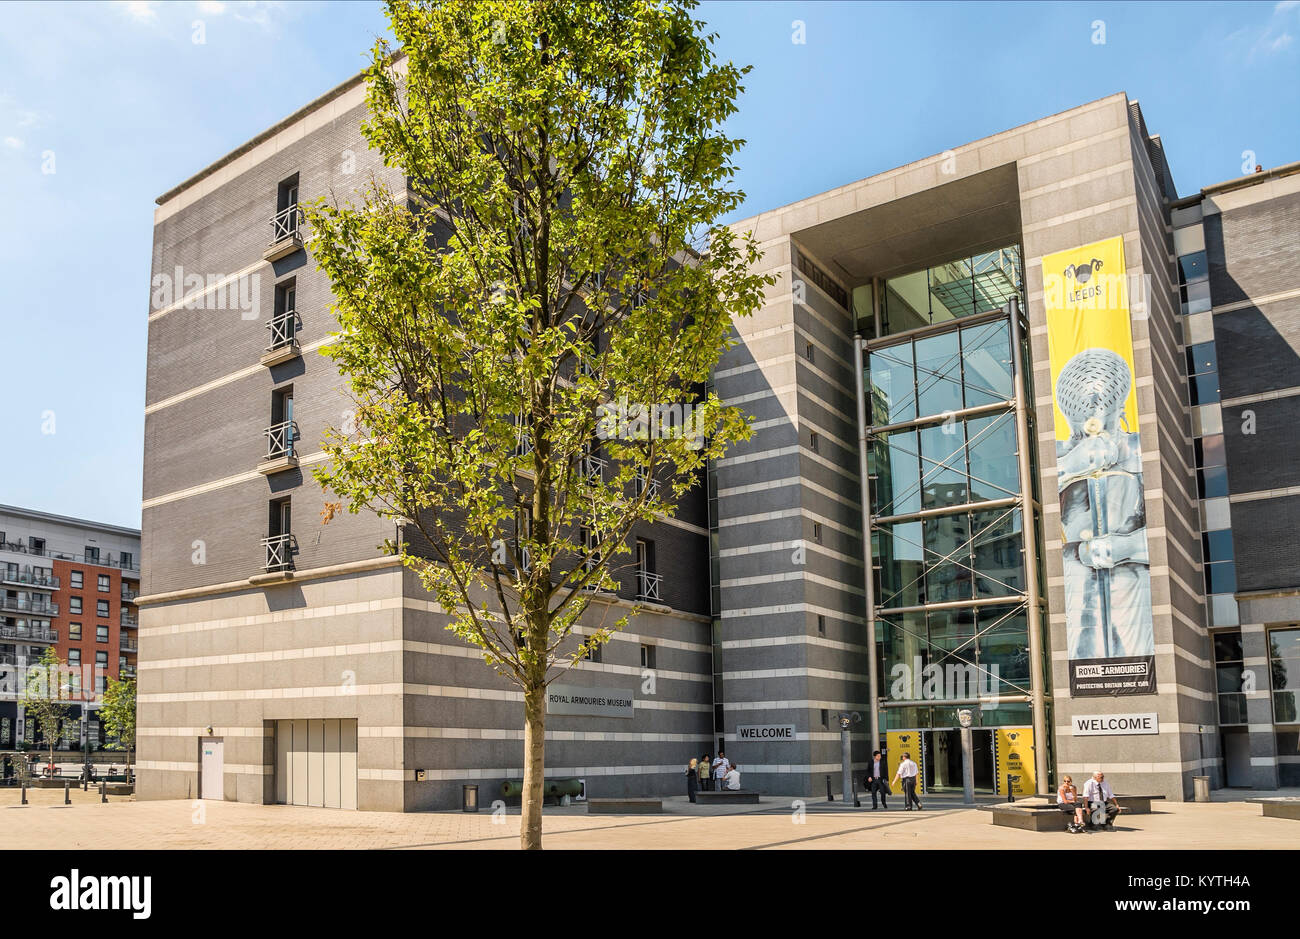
[922,728,995,793]
[1223,728,1251,787]
[274,719,357,809]
[199,737,223,800]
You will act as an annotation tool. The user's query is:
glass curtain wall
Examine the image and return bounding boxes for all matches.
[879,246,1024,337]
[867,311,1037,734]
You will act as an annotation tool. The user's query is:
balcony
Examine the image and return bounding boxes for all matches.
[258,420,299,475]
[0,624,57,644]
[261,533,296,573]
[261,309,301,367]
[1,569,59,589]
[121,585,138,603]
[635,471,660,501]
[264,205,303,261]
[636,570,662,602]
[120,612,138,628]
[0,541,139,573]
[581,455,606,482]
[0,596,57,616]
[119,664,137,680]
[120,635,138,653]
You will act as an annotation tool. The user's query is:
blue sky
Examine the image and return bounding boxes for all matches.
[1,0,1297,530]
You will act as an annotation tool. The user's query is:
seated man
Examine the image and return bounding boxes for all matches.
[723,763,741,791]
[1081,770,1120,829]
[1057,775,1085,832]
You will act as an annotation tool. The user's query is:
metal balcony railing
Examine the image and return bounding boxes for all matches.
[581,455,606,482]
[120,612,138,628]
[121,585,138,602]
[120,636,138,653]
[1,570,59,589]
[0,542,140,572]
[270,205,301,243]
[266,310,300,352]
[636,471,660,501]
[119,665,137,679]
[0,596,57,616]
[264,420,299,460]
[262,533,296,572]
[0,625,57,643]
[636,570,662,602]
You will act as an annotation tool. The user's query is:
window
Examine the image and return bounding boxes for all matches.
[582,636,603,664]
[68,623,81,640]
[97,574,110,592]
[67,649,81,665]
[28,537,44,554]
[84,546,100,564]
[96,599,110,618]
[69,597,82,615]
[813,521,823,544]
[1177,250,1211,315]
[269,386,296,458]
[809,431,820,454]
[96,626,108,644]
[271,280,299,349]
[95,651,108,667]
[70,570,83,589]
[805,341,816,363]
[640,644,656,670]
[635,538,658,600]
[817,614,826,635]
[821,708,829,729]
[1213,630,1247,725]
[120,552,133,571]
[1269,626,1300,724]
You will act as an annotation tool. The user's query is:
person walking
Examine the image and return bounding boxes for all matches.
[892,751,922,811]
[865,749,889,810]
[686,758,699,803]
[700,752,713,791]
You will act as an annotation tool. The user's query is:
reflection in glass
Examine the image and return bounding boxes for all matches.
[868,345,916,425]
[961,319,1014,406]
[914,330,963,417]
[919,423,968,509]
[965,413,1019,502]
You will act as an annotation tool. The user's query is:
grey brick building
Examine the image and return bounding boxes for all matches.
[140,76,1298,810]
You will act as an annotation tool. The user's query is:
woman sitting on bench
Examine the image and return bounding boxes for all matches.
[1057,775,1085,833]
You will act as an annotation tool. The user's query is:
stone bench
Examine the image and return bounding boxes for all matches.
[586,798,663,815]
[1247,798,1300,821]
[696,789,760,805]
[982,799,1071,832]
[1117,794,1166,815]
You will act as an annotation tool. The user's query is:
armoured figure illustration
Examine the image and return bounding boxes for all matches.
[1055,347,1153,659]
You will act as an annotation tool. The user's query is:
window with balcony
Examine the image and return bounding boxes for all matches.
[636,538,660,601]
[266,175,302,259]
[264,497,295,572]
[262,386,298,471]
[28,537,44,554]
[84,546,100,564]
[120,552,134,571]
[264,280,301,364]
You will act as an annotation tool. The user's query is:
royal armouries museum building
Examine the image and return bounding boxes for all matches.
[138,77,1300,809]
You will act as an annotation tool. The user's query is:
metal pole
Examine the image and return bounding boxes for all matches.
[840,722,854,806]
[853,335,881,757]
[960,726,975,804]
[1009,297,1050,791]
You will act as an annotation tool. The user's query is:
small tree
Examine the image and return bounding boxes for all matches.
[308,0,771,849]
[23,647,72,773]
[100,677,137,779]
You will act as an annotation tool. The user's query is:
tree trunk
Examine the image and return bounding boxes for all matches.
[520,681,546,850]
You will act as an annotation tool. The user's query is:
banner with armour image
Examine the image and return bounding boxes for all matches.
[1042,236,1156,697]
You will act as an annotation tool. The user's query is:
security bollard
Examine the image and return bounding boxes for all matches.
[64,781,71,805]
[100,780,107,803]
[825,775,833,802]
[20,782,27,805]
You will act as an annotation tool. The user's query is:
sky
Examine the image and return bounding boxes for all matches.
[1,0,1297,530]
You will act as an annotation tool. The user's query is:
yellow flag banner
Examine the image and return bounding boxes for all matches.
[1042,236,1156,697]
[994,727,1036,797]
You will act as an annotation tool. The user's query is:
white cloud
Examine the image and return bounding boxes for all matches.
[198,1,227,13]
[1276,1,1300,14]
[1270,30,1294,51]
[3,136,23,149]
[113,0,160,22]
[232,1,290,32]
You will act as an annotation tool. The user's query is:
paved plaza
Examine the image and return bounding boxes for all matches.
[1,788,1296,850]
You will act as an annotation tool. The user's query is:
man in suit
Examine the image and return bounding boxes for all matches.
[864,749,889,810]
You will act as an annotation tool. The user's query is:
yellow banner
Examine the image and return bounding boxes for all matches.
[994,728,1036,796]
[885,730,923,791]
[1041,236,1139,441]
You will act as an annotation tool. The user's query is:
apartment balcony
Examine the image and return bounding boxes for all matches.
[1,569,59,590]
[636,570,662,602]
[581,455,606,482]
[261,309,301,367]
[264,205,303,261]
[121,584,138,602]
[120,635,138,653]
[258,420,299,475]
[0,596,57,616]
[0,624,57,644]
[261,533,296,573]
[120,612,138,628]
[635,471,661,501]
[1,541,139,574]
[119,664,137,680]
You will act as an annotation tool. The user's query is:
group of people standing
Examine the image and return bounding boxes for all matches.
[685,751,740,802]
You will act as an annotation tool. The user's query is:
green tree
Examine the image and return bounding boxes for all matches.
[307,0,771,848]
[100,678,137,779]
[23,647,73,773]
